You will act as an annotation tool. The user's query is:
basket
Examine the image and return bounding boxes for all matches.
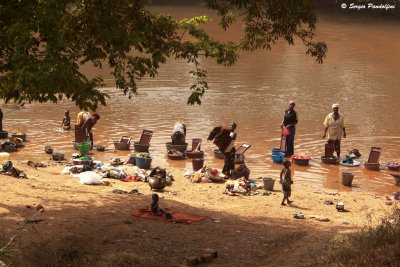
[77,142,91,154]
[213,149,225,159]
[293,158,310,166]
[272,152,285,164]
[11,133,27,141]
[364,162,380,171]
[185,150,204,159]
[342,172,354,186]
[136,156,152,169]
[263,177,275,191]
[321,156,338,164]
[133,142,150,152]
[165,142,188,152]
[113,141,130,150]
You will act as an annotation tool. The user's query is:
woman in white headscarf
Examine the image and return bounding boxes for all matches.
[171,122,187,145]
[323,103,346,158]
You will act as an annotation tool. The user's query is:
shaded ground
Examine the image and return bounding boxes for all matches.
[0,161,391,266]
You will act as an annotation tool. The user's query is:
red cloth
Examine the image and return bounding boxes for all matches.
[132,207,207,224]
[121,175,141,182]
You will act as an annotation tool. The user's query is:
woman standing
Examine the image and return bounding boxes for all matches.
[281,101,298,157]
[323,103,346,158]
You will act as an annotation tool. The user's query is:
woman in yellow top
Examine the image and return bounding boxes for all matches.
[323,103,346,158]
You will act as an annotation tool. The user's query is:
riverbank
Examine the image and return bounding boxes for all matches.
[0,160,395,266]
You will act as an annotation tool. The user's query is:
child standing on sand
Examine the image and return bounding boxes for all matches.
[280,159,293,206]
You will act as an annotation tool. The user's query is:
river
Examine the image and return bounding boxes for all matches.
[2,5,400,195]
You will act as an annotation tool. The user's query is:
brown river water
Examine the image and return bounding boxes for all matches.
[1,6,400,195]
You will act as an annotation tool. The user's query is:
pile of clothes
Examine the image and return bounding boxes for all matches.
[224,178,259,196]
[184,166,226,183]
[0,161,27,179]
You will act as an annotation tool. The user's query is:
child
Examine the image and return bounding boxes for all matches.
[61,110,71,130]
[151,194,172,219]
[280,159,294,206]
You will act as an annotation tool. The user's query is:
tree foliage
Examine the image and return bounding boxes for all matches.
[0,0,327,111]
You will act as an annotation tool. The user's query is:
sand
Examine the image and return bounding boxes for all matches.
[0,160,395,267]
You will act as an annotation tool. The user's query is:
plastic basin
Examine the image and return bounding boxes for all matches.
[321,156,338,164]
[134,142,150,152]
[113,141,130,150]
[364,162,380,171]
[77,142,91,154]
[165,142,188,152]
[271,148,283,156]
[293,158,310,166]
[185,150,204,159]
[272,152,285,164]
[11,133,27,141]
[136,157,152,169]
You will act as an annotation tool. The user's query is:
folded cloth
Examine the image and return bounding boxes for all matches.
[132,207,207,224]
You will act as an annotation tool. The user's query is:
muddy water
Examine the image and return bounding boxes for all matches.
[1,6,400,195]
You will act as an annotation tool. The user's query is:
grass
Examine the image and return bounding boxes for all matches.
[314,207,400,266]
[0,241,13,266]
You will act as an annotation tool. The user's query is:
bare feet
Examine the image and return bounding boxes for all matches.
[281,203,286,206]
[288,200,293,204]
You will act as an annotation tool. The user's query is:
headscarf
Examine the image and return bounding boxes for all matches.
[332,103,340,109]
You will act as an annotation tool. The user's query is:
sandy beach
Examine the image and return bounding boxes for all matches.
[0,160,395,266]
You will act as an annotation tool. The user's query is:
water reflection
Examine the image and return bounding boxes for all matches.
[1,7,400,195]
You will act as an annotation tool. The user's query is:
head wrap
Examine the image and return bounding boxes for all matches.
[289,101,296,106]
[332,103,339,109]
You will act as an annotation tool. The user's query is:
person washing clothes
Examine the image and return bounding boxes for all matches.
[171,122,186,145]
[76,112,100,147]
[323,103,346,158]
[60,110,71,130]
[207,123,237,177]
